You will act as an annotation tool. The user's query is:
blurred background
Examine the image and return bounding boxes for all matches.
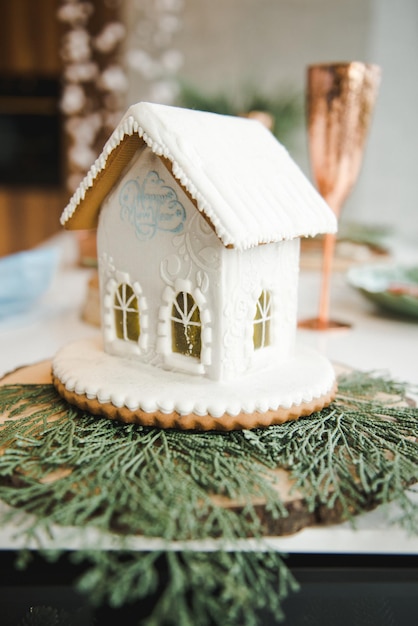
[0,0,417,257]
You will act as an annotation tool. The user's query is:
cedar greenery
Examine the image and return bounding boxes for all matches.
[0,371,417,625]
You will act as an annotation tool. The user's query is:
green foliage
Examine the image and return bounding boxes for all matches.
[338,220,391,250]
[176,81,303,145]
[67,549,297,626]
[0,371,417,624]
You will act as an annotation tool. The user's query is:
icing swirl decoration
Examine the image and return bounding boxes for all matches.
[160,213,219,288]
[172,213,220,272]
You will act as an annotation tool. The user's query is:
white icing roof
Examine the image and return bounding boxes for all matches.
[61,101,337,250]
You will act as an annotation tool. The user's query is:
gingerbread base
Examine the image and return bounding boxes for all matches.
[51,336,337,430]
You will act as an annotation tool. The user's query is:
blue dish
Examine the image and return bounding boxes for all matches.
[0,246,59,318]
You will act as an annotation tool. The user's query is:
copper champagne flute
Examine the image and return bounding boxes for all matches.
[300,61,381,330]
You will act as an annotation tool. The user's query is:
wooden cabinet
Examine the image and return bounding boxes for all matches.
[0,1,121,256]
[0,187,67,256]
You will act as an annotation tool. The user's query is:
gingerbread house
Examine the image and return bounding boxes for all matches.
[61,102,336,384]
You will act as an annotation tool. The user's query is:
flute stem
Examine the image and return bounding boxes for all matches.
[318,232,337,329]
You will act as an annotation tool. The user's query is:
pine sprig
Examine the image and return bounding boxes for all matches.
[69,549,298,626]
[0,370,417,624]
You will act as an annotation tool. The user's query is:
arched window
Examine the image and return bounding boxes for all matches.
[114,283,140,342]
[253,290,272,350]
[171,291,201,359]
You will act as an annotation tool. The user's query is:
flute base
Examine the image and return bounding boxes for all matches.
[298,317,352,331]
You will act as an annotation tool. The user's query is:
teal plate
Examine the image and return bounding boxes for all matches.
[347,264,418,319]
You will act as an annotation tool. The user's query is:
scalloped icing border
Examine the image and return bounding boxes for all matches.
[53,375,337,431]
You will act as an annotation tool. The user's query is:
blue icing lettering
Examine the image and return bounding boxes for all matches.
[119,170,186,241]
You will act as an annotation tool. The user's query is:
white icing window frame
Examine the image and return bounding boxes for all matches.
[249,286,278,368]
[253,289,273,350]
[103,270,149,357]
[157,278,212,375]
